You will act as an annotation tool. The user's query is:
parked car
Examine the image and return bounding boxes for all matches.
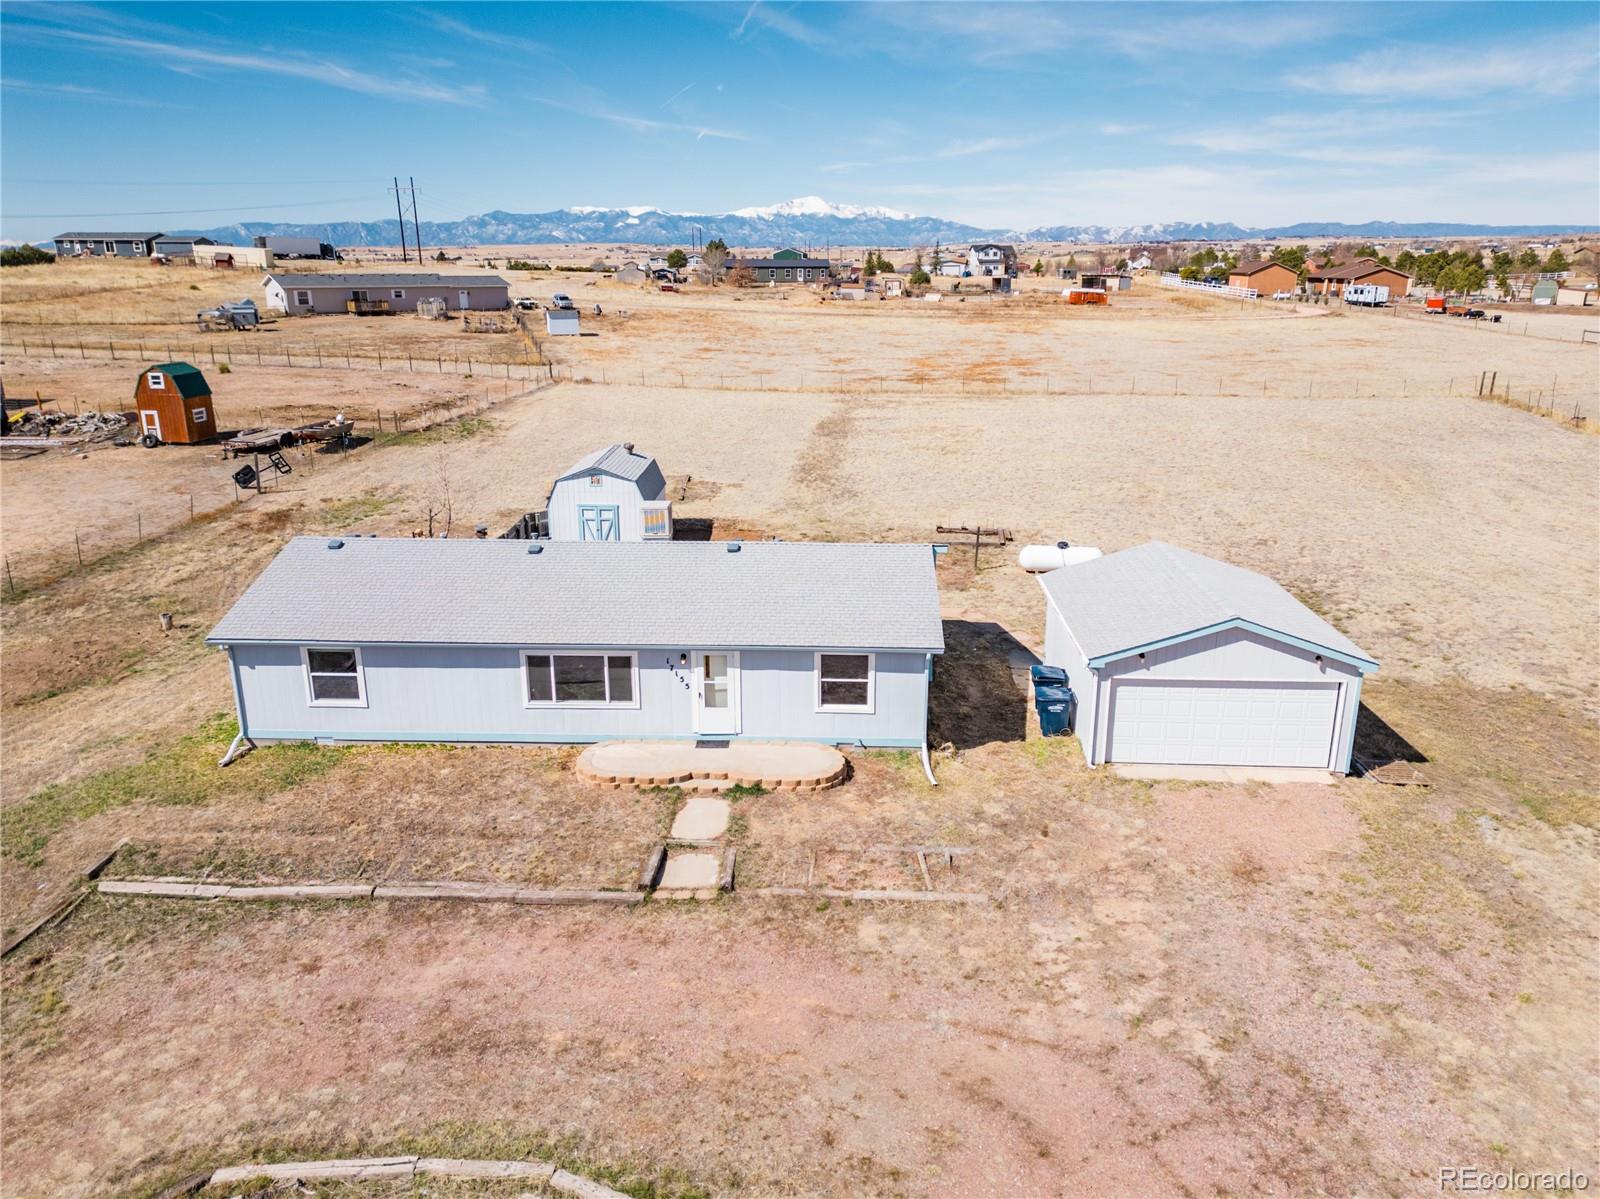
[1272,290,1295,300]
[515,298,537,311]
[551,293,575,310]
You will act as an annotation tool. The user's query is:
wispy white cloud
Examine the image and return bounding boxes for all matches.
[1295,31,1600,97]
[732,2,829,47]
[529,95,754,142]
[9,15,480,105]
[2,75,177,107]
[415,10,551,58]
[660,80,697,109]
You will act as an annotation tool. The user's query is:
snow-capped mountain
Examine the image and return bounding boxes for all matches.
[176,199,1596,248]
[728,195,918,222]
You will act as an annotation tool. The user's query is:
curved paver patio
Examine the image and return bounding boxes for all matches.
[575,740,847,791]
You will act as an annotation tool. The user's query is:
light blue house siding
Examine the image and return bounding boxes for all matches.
[228,643,931,746]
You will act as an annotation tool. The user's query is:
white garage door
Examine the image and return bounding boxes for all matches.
[1107,680,1340,768]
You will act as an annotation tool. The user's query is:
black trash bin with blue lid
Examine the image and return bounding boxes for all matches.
[1030,665,1076,737]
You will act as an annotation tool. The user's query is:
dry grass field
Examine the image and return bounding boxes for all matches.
[1,257,1596,1198]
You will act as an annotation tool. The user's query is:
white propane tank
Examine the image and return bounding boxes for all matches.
[1018,542,1104,572]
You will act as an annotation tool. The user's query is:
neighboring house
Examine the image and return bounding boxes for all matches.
[938,261,966,277]
[1305,258,1412,298]
[646,255,669,271]
[1227,261,1298,295]
[545,308,581,335]
[1127,252,1153,271]
[53,231,162,258]
[966,243,1018,277]
[614,263,647,284]
[263,272,510,315]
[206,537,945,752]
[685,253,705,271]
[545,443,670,541]
[733,248,832,283]
[133,362,218,444]
[1038,541,1377,773]
[195,244,273,270]
[152,236,215,258]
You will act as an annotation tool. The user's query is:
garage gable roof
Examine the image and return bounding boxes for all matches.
[1038,542,1377,671]
[207,537,945,653]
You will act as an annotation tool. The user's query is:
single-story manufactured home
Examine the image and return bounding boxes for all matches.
[734,248,832,283]
[545,443,670,541]
[1039,542,1377,773]
[262,272,510,315]
[53,231,163,258]
[207,537,945,758]
[1226,260,1298,295]
[1305,258,1412,298]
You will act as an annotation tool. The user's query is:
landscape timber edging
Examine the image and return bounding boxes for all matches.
[97,879,644,906]
[193,1155,630,1196]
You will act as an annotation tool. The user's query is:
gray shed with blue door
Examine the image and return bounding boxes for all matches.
[207,537,944,752]
[1039,542,1377,772]
[546,443,670,541]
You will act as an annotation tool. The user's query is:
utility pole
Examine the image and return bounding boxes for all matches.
[410,175,424,263]
[393,176,410,262]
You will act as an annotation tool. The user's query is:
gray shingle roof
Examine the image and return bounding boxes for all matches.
[555,444,666,498]
[55,231,163,241]
[208,537,945,652]
[266,272,509,289]
[1038,541,1375,668]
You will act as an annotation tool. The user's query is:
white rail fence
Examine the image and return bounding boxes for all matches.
[1158,273,1259,301]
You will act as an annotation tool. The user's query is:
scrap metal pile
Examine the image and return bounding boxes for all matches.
[5,408,131,442]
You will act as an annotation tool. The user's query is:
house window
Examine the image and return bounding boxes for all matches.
[303,647,366,706]
[524,652,637,706]
[147,371,166,390]
[815,652,874,712]
[783,269,793,280]
[391,289,405,299]
[351,290,369,302]
[294,290,311,306]
[191,407,209,423]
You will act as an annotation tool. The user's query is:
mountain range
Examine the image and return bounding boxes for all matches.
[176,196,1597,248]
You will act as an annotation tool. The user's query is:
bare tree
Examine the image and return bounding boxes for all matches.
[703,243,729,282]
[423,448,455,537]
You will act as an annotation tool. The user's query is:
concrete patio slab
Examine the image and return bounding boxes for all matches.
[670,797,731,840]
[658,850,720,891]
[1110,764,1336,785]
[576,740,847,792]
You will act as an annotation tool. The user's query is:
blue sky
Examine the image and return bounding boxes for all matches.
[2,1,1597,241]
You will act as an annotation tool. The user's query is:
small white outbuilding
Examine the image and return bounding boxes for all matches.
[545,443,671,541]
[546,308,581,335]
[1038,542,1377,773]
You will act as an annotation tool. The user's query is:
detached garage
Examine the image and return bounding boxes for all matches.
[1038,542,1377,774]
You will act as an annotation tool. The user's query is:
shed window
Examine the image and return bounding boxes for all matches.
[191,407,209,423]
[816,652,874,712]
[303,647,366,706]
[524,652,636,706]
[147,371,166,390]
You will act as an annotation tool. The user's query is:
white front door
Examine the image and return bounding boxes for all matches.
[458,289,470,309]
[139,410,161,439]
[693,651,740,736]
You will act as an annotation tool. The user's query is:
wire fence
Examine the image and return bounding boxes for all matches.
[1,379,555,598]
[535,360,1591,411]
[0,335,549,381]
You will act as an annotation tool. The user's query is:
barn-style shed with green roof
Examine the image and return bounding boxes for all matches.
[133,362,217,444]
